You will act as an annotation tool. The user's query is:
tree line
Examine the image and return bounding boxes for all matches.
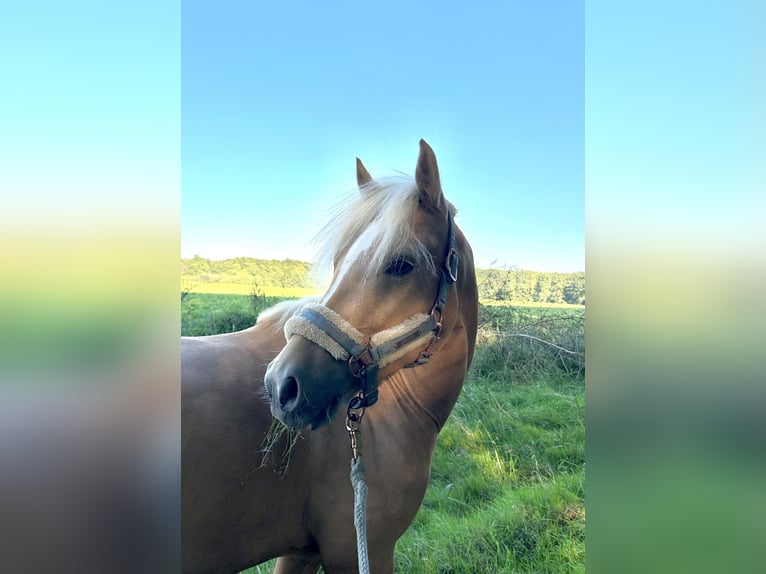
[476,268,585,305]
[182,255,314,289]
[181,256,585,305]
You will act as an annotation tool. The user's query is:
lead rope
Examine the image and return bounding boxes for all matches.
[346,396,370,574]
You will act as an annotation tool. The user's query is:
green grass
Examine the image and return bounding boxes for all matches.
[395,376,584,573]
[181,292,293,337]
[184,294,585,572]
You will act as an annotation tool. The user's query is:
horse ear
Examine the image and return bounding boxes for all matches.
[415,139,445,211]
[356,158,373,189]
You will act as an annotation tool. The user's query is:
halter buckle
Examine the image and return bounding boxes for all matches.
[348,356,365,378]
[404,325,441,368]
[445,247,459,283]
[349,345,374,378]
[406,351,433,367]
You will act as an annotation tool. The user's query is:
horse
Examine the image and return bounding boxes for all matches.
[182,139,478,573]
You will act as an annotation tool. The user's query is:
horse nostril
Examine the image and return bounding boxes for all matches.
[277,376,299,409]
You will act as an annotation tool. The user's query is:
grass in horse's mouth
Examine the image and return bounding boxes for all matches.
[259,418,302,472]
[260,395,342,470]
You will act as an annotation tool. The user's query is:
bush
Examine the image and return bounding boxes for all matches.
[470,305,585,383]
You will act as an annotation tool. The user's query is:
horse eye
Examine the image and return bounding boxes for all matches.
[385,256,415,276]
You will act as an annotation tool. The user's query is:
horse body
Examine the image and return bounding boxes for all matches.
[181,323,467,572]
[182,323,306,572]
[182,141,478,573]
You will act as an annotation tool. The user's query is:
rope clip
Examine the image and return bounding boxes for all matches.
[346,394,366,460]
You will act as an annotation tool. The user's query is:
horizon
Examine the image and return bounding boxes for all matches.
[180,253,584,275]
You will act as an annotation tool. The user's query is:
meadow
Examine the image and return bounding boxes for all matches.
[182,292,585,573]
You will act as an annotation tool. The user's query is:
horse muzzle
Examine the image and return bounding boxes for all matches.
[264,334,354,429]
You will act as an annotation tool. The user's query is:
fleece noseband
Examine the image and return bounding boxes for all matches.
[283,210,458,409]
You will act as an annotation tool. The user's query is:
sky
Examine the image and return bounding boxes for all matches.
[181,1,584,272]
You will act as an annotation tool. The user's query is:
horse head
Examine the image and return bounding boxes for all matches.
[264,140,473,429]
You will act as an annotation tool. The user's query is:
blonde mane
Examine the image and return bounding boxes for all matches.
[312,175,439,284]
[256,296,318,332]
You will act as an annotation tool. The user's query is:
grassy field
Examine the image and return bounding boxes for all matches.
[181,280,317,297]
[181,292,281,336]
[182,293,585,573]
[395,375,584,573]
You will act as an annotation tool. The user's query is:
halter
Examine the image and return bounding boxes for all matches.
[283,210,458,411]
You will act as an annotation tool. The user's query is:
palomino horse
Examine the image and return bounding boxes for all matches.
[182,140,478,573]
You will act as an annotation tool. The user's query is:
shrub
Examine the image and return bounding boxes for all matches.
[471,305,585,383]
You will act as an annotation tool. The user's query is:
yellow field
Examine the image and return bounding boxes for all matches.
[480,298,585,310]
[181,280,319,298]
[181,281,585,309]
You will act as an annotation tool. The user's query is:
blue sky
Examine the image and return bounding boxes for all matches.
[182,1,584,272]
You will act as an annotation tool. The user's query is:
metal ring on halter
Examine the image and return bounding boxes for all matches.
[348,356,365,378]
[445,247,459,282]
[428,304,444,328]
[346,394,367,414]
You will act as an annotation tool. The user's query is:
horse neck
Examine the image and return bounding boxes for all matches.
[388,272,478,431]
[394,349,468,432]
